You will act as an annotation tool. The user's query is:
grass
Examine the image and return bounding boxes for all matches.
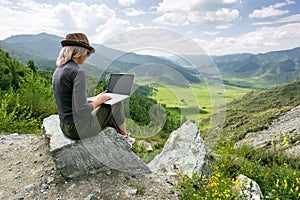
[150,82,251,131]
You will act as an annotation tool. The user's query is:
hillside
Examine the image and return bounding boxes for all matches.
[211,77,300,145]
[236,104,300,158]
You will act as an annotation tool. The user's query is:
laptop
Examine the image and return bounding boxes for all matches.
[88,73,134,105]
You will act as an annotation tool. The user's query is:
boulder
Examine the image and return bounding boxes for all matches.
[233,174,264,200]
[42,115,150,178]
[147,121,211,180]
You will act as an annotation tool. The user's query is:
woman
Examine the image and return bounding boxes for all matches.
[52,33,134,144]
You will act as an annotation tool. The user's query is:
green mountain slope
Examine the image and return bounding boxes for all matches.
[214,78,300,144]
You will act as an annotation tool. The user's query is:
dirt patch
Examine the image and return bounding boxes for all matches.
[0,134,178,200]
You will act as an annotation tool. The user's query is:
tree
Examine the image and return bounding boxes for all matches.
[27,60,37,73]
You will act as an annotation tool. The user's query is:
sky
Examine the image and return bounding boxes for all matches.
[0,0,300,55]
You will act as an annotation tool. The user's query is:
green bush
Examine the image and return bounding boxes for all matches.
[0,92,39,133]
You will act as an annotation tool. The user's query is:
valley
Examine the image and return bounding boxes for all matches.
[1,32,300,199]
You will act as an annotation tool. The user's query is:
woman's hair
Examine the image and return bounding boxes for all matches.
[56,46,88,66]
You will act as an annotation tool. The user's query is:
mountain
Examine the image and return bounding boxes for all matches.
[0,33,200,84]
[2,32,300,88]
[212,47,300,87]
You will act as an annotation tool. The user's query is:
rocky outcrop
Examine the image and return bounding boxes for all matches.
[233,174,264,200]
[147,121,211,180]
[42,115,150,178]
[235,105,300,158]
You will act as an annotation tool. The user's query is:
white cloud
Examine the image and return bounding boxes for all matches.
[201,8,239,23]
[203,31,219,36]
[273,0,295,8]
[199,23,300,55]
[249,0,295,19]
[216,23,234,29]
[0,1,132,43]
[153,13,189,26]
[157,0,196,13]
[249,6,288,19]
[155,0,240,26]
[188,9,239,24]
[53,2,116,31]
[278,13,300,23]
[252,13,300,26]
[122,7,145,16]
[222,0,239,3]
[0,0,57,39]
[94,18,131,43]
[118,0,136,7]
[157,0,238,13]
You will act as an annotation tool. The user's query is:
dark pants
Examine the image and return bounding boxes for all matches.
[60,102,125,140]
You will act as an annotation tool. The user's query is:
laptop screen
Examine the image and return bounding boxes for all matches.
[107,74,134,95]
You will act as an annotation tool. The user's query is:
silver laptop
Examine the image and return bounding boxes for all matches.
[88,73,134,105]
[104,73,134,105]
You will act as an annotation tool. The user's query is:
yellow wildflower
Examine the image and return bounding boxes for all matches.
[276,179,279,187]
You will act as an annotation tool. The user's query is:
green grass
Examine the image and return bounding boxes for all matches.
[222,74,277,89]
[150,82,251,131]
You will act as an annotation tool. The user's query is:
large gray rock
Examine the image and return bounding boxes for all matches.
[42,115,150,178]
[233,174,264,200]
[147,121,211,180]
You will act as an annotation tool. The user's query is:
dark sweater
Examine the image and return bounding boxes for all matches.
[52,61,93,124]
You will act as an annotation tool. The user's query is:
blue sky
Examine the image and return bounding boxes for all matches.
[0,0,299,55]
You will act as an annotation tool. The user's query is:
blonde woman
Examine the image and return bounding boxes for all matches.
[52,33,134,144]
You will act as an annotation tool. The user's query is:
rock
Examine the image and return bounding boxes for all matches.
[233,174,264,200]
[24,184,35,194]
[147,121,211,179]
[42,115,150,178]
[84,194,96,200]
[235,105,300,158]
[145,143,153,152]
[137,140,153,152]
[126,188,138,196]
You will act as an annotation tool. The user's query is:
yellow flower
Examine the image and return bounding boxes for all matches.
[271,141,275,147]
[276,179,279,187]
[284,179,288,189]
[283,136,289,147]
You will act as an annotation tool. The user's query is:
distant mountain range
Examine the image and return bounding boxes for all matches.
[0,32,200,85]
[1,32,300,88]
[213,47,300,87]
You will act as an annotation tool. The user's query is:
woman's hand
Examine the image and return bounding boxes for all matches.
[91,90,112,109]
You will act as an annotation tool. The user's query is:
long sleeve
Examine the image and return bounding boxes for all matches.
[72,69,93,121]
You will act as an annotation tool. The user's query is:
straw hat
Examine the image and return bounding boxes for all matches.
[61,33,95,55]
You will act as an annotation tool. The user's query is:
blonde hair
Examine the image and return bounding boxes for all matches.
[56,46,88,66]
